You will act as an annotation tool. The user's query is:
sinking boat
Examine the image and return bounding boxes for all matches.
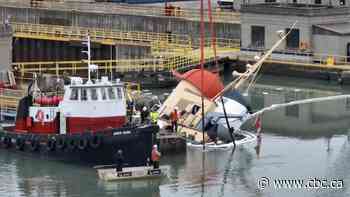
[158,24,299,149]
[157,69,254,149]
[186,130,256,150]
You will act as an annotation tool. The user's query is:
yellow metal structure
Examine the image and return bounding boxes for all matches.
[12,46,237,76]
[11,23,240,55]
[12,23,191,47]
[0,88,25,116]
[10,22,241,74]
[2,1,240,24]
[238,52,350,70]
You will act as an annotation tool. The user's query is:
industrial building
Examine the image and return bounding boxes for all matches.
[240,3,350,63]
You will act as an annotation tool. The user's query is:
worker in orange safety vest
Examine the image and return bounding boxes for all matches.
[170,107,179,133]
[151,144,161,169]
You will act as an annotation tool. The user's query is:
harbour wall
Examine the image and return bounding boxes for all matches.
[0,5,240,62]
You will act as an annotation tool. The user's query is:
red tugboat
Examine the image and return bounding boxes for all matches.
[0,36,157,167]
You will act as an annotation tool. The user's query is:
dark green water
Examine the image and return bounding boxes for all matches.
[1,75,350,197]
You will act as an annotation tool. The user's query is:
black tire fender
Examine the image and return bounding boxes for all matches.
[46,137,56,151]
[67,136,76,151]
[77,136,88,150]
[56,135,66,150]
[89,134,103,149]
[15,137,25,151]
[29,137,40,152]
[3,136,12,148]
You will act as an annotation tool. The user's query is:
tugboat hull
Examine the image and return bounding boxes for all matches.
[0,125,157,167]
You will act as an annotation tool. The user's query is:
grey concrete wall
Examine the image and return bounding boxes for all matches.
[246,85,350,135]
[0,24,12,79]
[12,38,151,62]
[313,35,343,56]
[0,6,240,40]
[241,13,313,50]
[241,11,350,51]
[313,34,350,62]
[234,0,350,10]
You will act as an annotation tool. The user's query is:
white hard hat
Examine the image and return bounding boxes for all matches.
[143,106,147,111]
[153,144,158,149]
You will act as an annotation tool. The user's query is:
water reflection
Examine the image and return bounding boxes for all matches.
[1,76,350,197]
[246,84,350,138]
[98,179,162,197]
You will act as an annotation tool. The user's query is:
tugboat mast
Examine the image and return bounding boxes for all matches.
[82,34,92,83]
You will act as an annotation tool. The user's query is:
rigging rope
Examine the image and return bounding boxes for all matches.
[200,0,205,150]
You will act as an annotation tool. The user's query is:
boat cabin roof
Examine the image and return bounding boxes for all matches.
[69,84,124,89]
[63,77,125,102]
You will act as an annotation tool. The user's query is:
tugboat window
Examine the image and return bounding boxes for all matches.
[70,88,79,100]
[101,88,107,100]
[90,88,98,100]
[81,88,88,101]
[117,88,123,99]
[108,87,116,100]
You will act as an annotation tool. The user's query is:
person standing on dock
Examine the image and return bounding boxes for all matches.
[141,106,149,124]
[151,145,161,169]
[114,149,124,172]
[170,107,179,133]
[150,105,160,125]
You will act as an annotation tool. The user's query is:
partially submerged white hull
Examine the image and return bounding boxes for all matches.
[186,130,256,151]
